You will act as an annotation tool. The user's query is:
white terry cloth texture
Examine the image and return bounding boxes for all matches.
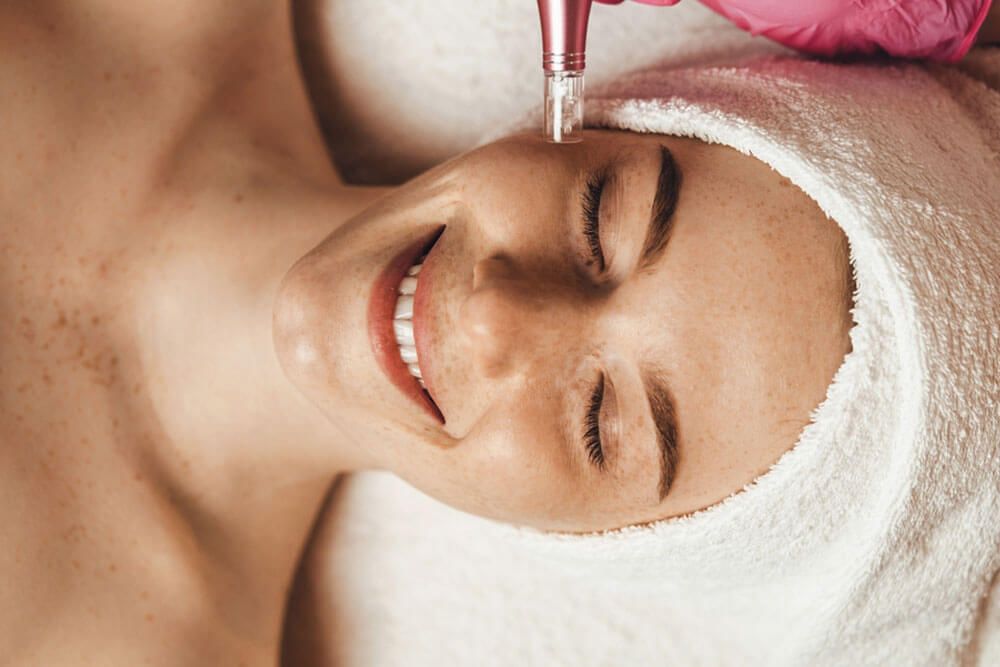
[311,49,1000,666]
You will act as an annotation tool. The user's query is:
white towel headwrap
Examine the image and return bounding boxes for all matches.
[316,52,1000,666]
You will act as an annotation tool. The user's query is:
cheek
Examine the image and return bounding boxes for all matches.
[400,386,584,527]
[273,253,343,398]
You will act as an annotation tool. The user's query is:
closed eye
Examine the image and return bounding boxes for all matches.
[580,169,607,272]
[583,373,605,469]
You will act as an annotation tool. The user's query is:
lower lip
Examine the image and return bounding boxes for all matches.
[367,227,446,424]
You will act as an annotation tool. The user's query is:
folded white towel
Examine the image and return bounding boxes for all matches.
[314,51,1000,666]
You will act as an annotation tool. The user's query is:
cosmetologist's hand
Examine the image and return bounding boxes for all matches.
[595,0,995,62]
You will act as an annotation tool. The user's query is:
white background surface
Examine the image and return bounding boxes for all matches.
[300,0,781,183]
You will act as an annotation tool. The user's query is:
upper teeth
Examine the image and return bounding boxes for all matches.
[394,260,426,388]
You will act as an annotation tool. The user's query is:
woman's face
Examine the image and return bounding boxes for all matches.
[274,130,853,533]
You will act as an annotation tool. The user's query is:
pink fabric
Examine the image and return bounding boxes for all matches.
[596,0,994,62]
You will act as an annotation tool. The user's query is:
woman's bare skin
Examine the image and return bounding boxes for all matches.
[2,0,995,664]
[0,2,382,663]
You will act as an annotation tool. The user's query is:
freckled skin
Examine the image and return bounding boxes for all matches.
[0,1,370,664]
[1,0,855,664]
[275,131,855,532]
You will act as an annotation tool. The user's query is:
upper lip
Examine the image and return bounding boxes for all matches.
[412,228,444,418]
[367,227,446,424]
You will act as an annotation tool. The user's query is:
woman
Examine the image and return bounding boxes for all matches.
[1,1,997,665]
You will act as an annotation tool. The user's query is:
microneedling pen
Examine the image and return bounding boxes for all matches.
[537,0,594,143]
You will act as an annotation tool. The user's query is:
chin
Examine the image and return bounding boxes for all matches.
[272,249,348,413]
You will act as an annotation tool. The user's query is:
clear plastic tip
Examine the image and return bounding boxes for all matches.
[544,71,584,144]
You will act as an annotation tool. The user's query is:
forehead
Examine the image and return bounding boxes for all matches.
[589,133,852,510]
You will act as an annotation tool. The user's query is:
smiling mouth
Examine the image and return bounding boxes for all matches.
[392,258,429,387]
[367,227,446,424]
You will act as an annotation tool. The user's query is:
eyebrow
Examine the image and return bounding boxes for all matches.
[638,146,682,271]
[641,368,680,501]
[637,146,682,500]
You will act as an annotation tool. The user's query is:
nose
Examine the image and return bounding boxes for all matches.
[459,256,577,379]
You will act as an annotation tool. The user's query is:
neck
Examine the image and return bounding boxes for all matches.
[121,176,389,642]
[109,2,393,646]
[124,175,386,620]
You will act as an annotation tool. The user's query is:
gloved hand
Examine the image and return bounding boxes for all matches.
[595,0,994,62]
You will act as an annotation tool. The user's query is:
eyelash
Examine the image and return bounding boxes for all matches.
[583,373,605,469]
[581,171,607,272]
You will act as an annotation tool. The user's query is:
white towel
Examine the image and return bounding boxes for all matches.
[311,51,1000,666]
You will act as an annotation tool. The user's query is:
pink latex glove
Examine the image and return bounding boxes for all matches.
[596,0,994,62]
